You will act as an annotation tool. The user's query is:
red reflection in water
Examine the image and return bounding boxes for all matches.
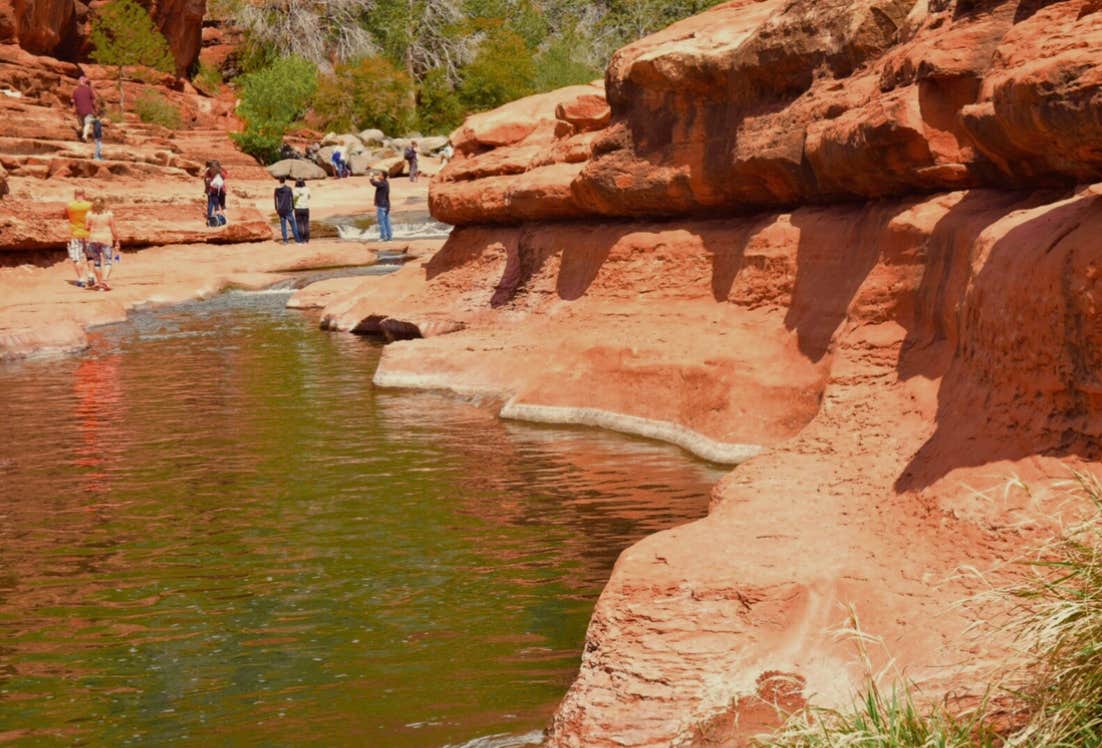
[72,354,122,496]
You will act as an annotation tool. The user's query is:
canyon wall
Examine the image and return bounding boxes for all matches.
[0,0,205,75]
[308,0,1102,744]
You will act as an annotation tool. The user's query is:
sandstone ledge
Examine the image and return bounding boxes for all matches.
[0,240,382,361]
[312,183,1102,744]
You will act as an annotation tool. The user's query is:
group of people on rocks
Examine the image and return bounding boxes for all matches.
[65,188,120,291]
[55,74,447,291]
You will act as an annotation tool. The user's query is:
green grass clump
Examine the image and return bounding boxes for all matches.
[762,682,996,747]
[134,90,182,129]
[1002,472,1102,747]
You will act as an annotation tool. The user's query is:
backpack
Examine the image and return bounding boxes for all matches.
[210,173,224,192]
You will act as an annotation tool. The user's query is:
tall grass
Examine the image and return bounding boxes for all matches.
[761,471,1102,747]
[1002,472,1102,747]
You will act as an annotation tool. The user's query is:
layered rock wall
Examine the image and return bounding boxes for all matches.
[312,0,1102,744]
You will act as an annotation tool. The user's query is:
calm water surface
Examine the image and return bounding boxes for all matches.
[0,288,723,746]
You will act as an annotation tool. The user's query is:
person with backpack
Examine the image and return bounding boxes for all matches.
[203,161,228,226]
[91,110,104,161]
[273,176,302,244]
[404,141,419,182]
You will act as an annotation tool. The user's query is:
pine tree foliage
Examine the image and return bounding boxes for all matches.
[90,0,176,109]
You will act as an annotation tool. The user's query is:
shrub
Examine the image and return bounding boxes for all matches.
[458,26,535,113]
[534,32,603,92]
[230,128,282,165]
[134,90,182,129]
[312,55,414,135]
[234,55,317,164]
[194,61,223,95]
[236,55,318,132]
[416,67,465,134]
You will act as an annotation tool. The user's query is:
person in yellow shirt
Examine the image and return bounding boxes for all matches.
[66,188,93,287]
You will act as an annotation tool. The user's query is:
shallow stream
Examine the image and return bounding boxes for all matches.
[0,287,723,746]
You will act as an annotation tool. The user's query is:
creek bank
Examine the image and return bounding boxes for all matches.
[0,238,447,360]
[304,0,1102,742]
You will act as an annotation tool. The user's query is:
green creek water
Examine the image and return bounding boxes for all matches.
[0,284,723,747]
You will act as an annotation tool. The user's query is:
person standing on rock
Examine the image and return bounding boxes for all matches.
[203,161,228,226]
[273,177,303,244]
[91,111,104,161]
[66,188,94,287]
[441,141,454,167]
[292,178,311,243]
[404,141,419,182]
[370,170,392,241]
[71,76,96,142]
[84,197,119,291]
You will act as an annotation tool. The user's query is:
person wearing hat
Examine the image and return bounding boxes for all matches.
[71,76,96,142]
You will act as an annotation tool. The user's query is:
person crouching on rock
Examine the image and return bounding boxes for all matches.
[84,197,120,291]
[293,178,310,243]
[273,177,303,244]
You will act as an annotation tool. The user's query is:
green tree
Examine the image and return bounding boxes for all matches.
[533,30,602,92]
[89,0,175,110]
[232,55,318,163]
[312,56,415,135]
[417,67,466,133]
[458,26,535,112]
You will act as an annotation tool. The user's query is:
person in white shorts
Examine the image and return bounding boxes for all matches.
[65,188,93,287]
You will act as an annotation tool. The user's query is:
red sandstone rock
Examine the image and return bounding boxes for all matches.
[0,0,205,73]
[316,186,1102,745]
[0,200,272,250]
[430,0,1102,225]
[386,0,1102,743]
[554,93,610,132]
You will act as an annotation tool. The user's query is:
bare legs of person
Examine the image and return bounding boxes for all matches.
[68,239,92,287]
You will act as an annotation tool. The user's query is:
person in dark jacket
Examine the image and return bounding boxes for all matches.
[71,76,96,141]
[273,177,302,244]
[370,170,392,241]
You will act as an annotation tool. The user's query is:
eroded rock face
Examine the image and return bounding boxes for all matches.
[430,0,1102,225]
[389,0,1102,745]
[0,0,205,73]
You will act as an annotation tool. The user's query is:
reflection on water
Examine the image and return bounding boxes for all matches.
[0,290,723,746]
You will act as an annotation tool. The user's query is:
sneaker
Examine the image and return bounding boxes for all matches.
[75,280,85,288]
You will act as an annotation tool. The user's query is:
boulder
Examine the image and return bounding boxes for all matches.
[266,159,327,180]
[348,151,373,176]
[371,156,405,178]
[417,135,449,152]
[555,93,610,131]
[359,128,385,145]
